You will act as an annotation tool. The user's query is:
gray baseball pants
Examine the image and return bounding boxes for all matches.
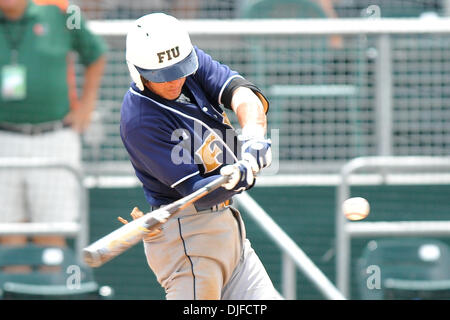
[142,203,282,300]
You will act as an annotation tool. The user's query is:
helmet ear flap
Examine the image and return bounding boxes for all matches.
[127,61,145,91]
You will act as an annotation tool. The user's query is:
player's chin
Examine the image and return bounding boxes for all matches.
[164,90,182,100]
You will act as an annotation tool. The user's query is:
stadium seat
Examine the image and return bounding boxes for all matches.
[0,244,114,300]
[357,238,450,300]
[240,0,327,19]
[239,0,330,88]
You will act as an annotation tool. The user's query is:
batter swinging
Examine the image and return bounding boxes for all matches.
[120,13,281,300]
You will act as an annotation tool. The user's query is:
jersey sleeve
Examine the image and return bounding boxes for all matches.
[192,47,269,113]
[192,47,241,108]
[219,76,270,114]
[174,173,239,210]
[123,124,200,189]
[68,13,107,66]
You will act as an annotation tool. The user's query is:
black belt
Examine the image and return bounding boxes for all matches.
[0,121,70,135]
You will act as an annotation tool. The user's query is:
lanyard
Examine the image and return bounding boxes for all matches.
[0,17,29,64]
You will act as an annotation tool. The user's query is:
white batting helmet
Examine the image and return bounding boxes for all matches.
[126,13,198,90]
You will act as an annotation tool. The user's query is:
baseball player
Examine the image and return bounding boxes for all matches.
[120,13,281,300]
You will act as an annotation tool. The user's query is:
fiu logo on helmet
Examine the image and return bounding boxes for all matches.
[157,46,180,63]
[195,133,222,173]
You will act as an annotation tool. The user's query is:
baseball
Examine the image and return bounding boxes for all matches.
[342,197,370,221]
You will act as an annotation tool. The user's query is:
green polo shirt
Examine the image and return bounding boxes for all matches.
[0,0,106,124]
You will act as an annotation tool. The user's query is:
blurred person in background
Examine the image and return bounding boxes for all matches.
[0,0,106,271]
[316,0,343,49]
[75,0,200,20]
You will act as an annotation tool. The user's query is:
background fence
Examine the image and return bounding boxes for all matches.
[4,0,450,300]
[85,180,450,299]
[81,18,450,175]
[70,15,450,300]
[73,0,448,20]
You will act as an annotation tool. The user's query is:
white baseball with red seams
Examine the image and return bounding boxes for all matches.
[342,197,370,221]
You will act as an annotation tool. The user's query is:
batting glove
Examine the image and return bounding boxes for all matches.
[240,136,272,174]
[220,160,255,192]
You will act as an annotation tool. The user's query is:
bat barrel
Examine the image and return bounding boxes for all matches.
[83,248,103,268]
[82,215,153,268]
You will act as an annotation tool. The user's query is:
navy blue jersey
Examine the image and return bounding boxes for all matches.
[120,47,249,207]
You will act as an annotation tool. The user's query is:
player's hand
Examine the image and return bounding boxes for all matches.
[220,160,255,192]
[240,137,272,174]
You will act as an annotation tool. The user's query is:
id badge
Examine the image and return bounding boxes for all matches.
[2,64,27,101]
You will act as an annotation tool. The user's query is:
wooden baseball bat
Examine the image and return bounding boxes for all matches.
[83,174,230,268]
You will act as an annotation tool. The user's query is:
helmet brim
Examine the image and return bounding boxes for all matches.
[135,49,198,83]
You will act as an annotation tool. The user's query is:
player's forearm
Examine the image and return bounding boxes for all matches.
[80,55,106,110]
[231,87,267,138]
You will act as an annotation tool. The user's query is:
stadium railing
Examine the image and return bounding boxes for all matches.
[235,191,345,300]
[0,158,89,261]
[80,18,450,299]
[335,156,450,298]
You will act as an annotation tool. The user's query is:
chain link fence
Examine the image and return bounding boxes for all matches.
[80,19,450,175]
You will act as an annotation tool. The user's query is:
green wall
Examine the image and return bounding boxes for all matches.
[88,185,450,300]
